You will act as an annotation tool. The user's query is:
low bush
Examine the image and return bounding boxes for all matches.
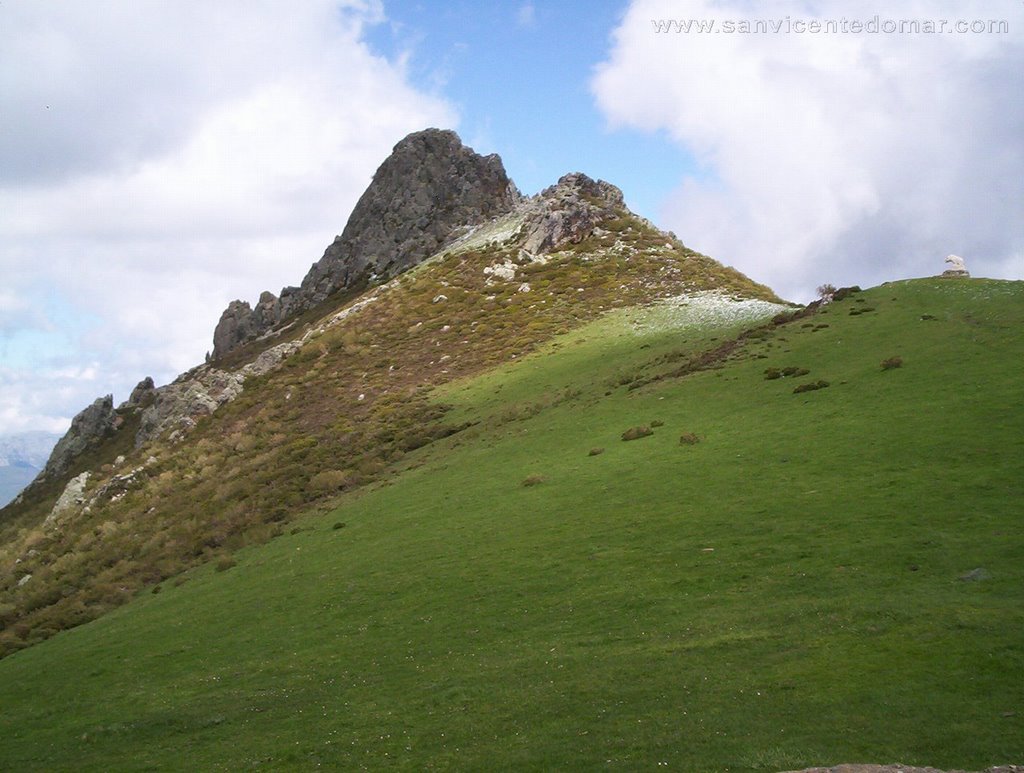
[793,380,830,394]
[214,556,236,573]
[621,426,654,442]
[766,366,810,379]
[588,447,605,457]
[679,433,701,445]
[521,475,546,487]
[308,469,352,492]
[881,356,903,370]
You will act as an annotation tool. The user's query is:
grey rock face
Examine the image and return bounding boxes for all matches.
[519,173,625,255]
[125,376,156,409]
[211,292,282,360]
[44,471,91,528]
[37,396,118,481]
[136,369,245,447]
[212,128,519,359]
[289,128,520,312]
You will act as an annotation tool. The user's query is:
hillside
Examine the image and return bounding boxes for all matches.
[0,277,1020,771]
[0,132,781,658]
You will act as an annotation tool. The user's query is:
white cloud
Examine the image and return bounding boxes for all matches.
[0,0,457,433]
[592,0,1024,301]
[517,3,537,28]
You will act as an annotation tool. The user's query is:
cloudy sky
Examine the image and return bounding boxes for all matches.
[1,0,1021,439]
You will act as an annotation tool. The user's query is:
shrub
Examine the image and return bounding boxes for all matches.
[332,522,347,530]
[679,433,701,445]
[621,426,654,441]
[521,475,546,487]
[214,556,236,572]
[588,447,605,457]
[793,380,830,394]
[772,310,801,325]
[308,469,352,492]
[650,420,664,428]
[881,356,903,370]
[766,366,810,379]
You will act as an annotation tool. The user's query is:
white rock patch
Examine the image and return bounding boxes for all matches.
[626,291,791,335]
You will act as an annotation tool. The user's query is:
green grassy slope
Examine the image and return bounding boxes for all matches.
[0,214,781,657]
[0,279,1020,771]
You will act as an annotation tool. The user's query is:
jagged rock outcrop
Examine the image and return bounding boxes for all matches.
[136,324,323,446]
[211,128,520,359]
[137,368,246,446]
[519,172,625,254]
[36,396,118,482]
[290,128,520,310]
[125,376,156,409]
[211,292,283,360]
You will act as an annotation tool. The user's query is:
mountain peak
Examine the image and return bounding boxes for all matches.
[212,128,520,359]
[517,172,626,255]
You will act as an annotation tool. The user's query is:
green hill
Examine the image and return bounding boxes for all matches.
[0,278,1020,771]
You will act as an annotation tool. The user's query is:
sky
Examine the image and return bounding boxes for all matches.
[1,0,1022,439]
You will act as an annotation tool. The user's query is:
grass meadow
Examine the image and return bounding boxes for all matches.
[0,279,1020,771]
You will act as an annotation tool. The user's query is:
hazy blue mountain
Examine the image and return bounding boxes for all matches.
[0,431,60,507]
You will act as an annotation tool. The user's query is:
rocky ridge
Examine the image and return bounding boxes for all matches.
[34,167,629,508]
[211,128,521,359]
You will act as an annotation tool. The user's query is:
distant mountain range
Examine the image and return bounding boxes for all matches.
[0,431,60,507]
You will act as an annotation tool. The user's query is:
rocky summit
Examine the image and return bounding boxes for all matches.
[211,128,520,359]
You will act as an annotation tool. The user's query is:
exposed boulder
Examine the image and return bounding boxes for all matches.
[136,369,245,446]
[36,396,118,481]
[211,292,283,360]
[519,173,625,254]
[124,376,156,409]
[44,471,90,529]
[211,128,520,359]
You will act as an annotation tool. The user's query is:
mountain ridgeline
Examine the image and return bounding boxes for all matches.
[210,129,522,360]
[0,127,781,655]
